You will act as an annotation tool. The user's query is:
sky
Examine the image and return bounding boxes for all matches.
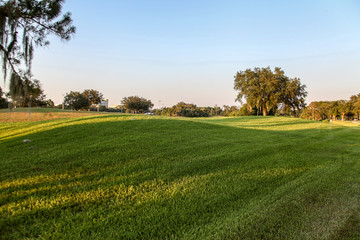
[2,0,360,107]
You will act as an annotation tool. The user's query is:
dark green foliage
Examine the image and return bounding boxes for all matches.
[234,67,307,116]
[350,93,360,120]
[82,89,103,106]
[63,89,104,110]
[160,102,222,117]
[121,95,154,113]
[0,0,75,81]
[239,103,253,116]
[302,94,360,121]
[46,99,54,108]
[63,91,90,110]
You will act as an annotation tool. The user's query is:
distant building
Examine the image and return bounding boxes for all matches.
[100,99,109,108]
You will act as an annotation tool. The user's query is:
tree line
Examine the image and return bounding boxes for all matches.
[301,94,360,121]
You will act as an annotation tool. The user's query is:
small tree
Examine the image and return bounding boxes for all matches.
[64,91,89,110]
[121,96,153,113]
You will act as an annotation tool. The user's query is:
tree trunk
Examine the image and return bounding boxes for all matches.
[342,114,345,121]
[262,107,268,116]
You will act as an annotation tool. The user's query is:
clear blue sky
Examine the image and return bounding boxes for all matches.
[4,0,359,107]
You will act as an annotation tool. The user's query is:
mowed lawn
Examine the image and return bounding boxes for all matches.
[0,114,359,239]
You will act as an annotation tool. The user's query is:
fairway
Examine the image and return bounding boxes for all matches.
[1,115,360,239]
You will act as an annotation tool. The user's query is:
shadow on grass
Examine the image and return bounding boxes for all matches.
[1,117,360,239]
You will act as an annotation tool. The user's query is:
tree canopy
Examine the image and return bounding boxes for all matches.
[301,94,360,121]
[121,96,153,113]
[82,89,103,106]
[0,0,75,81]
[63,91,89,110]
[234,67,307,116]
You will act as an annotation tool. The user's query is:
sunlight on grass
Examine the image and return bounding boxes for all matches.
[194,116,333,131]
[0,171,98,190]
[1,114,359,239]
[0,115,160,141]
[0,166,311,217]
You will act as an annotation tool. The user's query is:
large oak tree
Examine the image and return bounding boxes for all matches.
[234,67,307,116]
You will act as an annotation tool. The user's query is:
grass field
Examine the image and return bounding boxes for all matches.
[1,113,360,239]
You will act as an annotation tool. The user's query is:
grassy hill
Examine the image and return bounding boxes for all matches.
[1,114,359,239]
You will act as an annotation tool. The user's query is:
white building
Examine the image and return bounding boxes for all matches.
[100,99,109,108]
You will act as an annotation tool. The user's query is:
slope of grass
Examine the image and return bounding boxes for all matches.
[1,115,359,239]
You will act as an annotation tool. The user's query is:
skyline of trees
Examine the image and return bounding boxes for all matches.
[3,84,360,122]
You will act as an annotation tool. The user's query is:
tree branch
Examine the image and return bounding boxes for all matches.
[0,43,21,78]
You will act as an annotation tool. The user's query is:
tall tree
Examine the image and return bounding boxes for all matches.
[234,67,307,116]
[0,0,75,81]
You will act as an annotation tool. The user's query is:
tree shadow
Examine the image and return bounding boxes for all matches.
[1,117,359,239]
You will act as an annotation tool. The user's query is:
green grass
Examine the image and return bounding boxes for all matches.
[1,115,359,239]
